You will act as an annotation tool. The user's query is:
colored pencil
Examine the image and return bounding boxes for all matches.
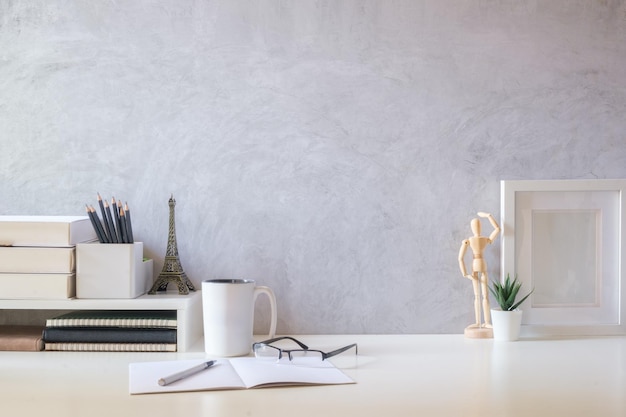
[119,206,128,243]
[111,197,122,242]
[85,194,138,244]
[104,200,118,243]
[96,193,111,243]
[86,204,106,243]
[124,202,134,243]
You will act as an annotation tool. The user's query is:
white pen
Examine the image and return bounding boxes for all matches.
[158,360,216,386]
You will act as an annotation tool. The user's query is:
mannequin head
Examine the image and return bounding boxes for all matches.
[470,218,481,236]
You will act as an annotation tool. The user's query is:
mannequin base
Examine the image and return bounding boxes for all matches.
[464,325,493,339]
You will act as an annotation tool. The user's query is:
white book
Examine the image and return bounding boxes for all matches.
[0,246,75,273]
[129,358,355,395]
[0,273,75,299]
[0,216,97,247]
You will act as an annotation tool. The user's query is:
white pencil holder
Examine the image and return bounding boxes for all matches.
[76,242,152,299]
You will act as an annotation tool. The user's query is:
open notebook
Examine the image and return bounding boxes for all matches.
[129,357,355,394]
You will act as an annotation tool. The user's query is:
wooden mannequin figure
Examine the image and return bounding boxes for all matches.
[458,212,500,339]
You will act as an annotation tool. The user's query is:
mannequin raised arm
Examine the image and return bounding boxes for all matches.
[477,212,500,243]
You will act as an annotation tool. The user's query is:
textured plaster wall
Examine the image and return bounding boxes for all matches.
[1,1,625,334]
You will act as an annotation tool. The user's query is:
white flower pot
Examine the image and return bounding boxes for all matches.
[490,309,523,341]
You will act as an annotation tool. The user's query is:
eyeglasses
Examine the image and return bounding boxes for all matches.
[252,336,358,365]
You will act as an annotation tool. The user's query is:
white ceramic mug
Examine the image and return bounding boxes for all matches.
[202,279,277,357]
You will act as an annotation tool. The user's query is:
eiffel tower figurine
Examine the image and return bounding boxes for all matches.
[148,195,196,295]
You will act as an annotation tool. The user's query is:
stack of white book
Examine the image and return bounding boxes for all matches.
[0,216,98,299]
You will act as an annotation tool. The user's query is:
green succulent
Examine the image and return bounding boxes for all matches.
[489,273,534,311]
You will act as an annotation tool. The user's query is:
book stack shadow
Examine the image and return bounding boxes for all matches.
[43,310,178,352]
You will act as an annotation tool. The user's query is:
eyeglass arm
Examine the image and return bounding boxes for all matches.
[322,343,358,360]
[253,336,309,350]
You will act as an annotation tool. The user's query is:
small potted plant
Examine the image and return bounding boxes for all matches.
[489,273,533,341]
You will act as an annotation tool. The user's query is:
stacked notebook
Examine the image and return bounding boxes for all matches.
[42,310,178,352]
[0,216,97,299]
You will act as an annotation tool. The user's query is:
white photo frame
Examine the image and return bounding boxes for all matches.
[501,179,626,336]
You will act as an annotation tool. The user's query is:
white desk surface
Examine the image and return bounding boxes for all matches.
[1,334,625,417]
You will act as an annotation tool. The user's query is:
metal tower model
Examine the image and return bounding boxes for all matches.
[148,195,195,295]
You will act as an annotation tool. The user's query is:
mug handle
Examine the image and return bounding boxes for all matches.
[253,286,277,338]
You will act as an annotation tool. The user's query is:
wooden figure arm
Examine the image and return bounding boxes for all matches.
[478,212,500,243]
[458,239,470,277]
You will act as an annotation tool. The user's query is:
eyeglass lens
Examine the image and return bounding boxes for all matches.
[254,342,357,367]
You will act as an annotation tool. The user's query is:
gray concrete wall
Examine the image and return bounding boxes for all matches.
[1,1,625,334]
